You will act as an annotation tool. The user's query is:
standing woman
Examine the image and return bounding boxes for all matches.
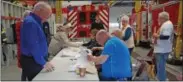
[120,15,135,54]
[112,15,135,54]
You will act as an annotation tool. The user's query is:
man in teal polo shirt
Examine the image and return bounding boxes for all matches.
[88,30,132,81]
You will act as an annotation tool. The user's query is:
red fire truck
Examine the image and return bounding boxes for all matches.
[52,4,109,39]
[67,4,109,38]
[130,1,151,47]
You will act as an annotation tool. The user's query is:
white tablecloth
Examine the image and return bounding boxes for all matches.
[33,48,99,81]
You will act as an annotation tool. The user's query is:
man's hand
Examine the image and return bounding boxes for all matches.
[44,62,55,72]
[153,33,159,38]
[87,55,108,65]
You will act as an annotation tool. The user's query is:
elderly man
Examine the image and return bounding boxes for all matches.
[88,30,132,81]
[20,2,54,81]
[153,11,174,81]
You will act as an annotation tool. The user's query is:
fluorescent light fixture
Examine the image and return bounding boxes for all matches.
[109,23,119,27]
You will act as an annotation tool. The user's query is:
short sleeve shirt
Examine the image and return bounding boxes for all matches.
[101,37,132,78]
[154,20,174,53]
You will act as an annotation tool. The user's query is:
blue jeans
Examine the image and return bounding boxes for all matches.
[154,53,169,81]
[128,48,134,81]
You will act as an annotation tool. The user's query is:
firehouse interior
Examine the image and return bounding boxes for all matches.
[0,0,183,81]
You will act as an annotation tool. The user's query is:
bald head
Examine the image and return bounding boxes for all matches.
[96,30,110,46]
[32,2,52,22]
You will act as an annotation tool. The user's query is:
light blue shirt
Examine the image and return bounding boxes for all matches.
[101,36,132,78]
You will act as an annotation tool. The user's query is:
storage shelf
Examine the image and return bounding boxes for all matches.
[1,1,28,67]
[1,1,28,28]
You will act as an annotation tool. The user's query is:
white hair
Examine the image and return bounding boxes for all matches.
[23,10,31,18]
[32,2,51,12]
[121,15,129,23]
[159,11,169,20]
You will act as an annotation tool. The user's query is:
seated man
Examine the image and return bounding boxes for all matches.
[87,30,132,81]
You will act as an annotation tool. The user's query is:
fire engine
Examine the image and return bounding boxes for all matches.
[52,4,109,39]
[129,1,151,47]
[67,5,109,38]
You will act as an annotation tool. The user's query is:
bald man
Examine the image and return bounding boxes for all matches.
[87,30,132,81]
[20,2,54,81]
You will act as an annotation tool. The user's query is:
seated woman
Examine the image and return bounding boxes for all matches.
[83,22,104,56]
[48,22,82,56]
[82,29,102,56]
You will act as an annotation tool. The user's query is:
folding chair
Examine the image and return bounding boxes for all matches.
[133,48,157,81]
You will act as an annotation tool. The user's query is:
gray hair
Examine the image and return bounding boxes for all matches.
[23,10,31,18]
[32,2,51,12]
[159,11,169,20]
[121,15,129,23]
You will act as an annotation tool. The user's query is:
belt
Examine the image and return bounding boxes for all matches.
[21,54,48,61]
[21,54,33,58]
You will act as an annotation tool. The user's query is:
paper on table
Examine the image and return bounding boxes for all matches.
[68,47,81,52]
[61,49,80,57]
[67,47,96,74]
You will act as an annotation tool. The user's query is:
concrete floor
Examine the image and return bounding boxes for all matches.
[1,47,182,81]
[133,47,182,81]
[1,59,21,81]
